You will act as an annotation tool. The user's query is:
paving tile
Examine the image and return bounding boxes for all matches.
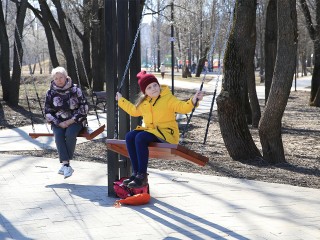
[0,154,319,239]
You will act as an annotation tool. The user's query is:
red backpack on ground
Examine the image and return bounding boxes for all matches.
[113,177,149,199]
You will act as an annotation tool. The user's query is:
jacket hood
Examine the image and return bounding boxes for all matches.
[160,85,172,97]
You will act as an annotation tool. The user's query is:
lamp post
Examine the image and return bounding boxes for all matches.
[154,47,157,72]
[170,0,174,94]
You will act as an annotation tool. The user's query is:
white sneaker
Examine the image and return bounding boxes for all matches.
[58,165,65,175]
[64,166,74,179]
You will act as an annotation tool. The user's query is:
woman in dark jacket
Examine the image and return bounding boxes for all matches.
[45,67,88,178]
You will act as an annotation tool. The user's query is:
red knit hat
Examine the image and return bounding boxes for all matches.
[137,71,159,94]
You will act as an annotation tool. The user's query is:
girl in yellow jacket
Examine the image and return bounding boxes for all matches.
[116,71,204,188]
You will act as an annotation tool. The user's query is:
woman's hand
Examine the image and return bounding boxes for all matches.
[192,91,204,105]
[58,119,75,128]
[115,92,122,101]
[58,122,68,129]
[66,118,75,126]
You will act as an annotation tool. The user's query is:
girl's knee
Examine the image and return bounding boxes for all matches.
[125,131,136,142]
[135,133,149,146]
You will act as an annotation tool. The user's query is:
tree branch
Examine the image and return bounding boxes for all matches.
[299,0,316,40]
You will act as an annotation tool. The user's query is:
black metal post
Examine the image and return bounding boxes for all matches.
[105,0,119,197]
[171,1,174,94]
[146,48,148,67]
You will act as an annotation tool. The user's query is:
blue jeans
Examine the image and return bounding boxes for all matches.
[125,130,160,174]
[52,123,83,163]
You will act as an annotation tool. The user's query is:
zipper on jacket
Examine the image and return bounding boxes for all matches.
[152,95,161,106]
[157,126,166,140]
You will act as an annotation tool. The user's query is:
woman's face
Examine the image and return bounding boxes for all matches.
[53,72,67,87]
[145,82,160,98]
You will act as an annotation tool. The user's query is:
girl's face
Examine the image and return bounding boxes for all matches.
[145,82,160,98]
[53,72,67,87]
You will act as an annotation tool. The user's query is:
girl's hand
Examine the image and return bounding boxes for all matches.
[115,92,122,101]
[192,91,204,105]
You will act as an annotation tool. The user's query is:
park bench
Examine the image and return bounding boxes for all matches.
[93,91,107,112]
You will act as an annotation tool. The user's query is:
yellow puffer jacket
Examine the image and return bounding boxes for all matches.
[118,85,197,144]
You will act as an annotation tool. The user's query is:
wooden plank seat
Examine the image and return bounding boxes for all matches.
[29,124,105,140]
[93,91,107,111]
[106,139,209,166]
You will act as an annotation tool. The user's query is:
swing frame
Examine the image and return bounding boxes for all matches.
[106,139,209,166]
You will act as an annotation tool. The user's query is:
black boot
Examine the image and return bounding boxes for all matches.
[127,173,148,188]
[122,173,137,186]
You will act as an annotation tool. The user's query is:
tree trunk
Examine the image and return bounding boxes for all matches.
[53,0,77,83]
[257,3,265,83]
[258,0,297,164]
[81,0,92,88]
[195,47,209,77]
[98,7,106,91]
[309,41,320,106]
[301,51,307,76]
[217,0,261,162]
[244,2,260,128]
[91,1,104,91]
[264,0,277,104]
[42,0,77,83]
[37,0,60,68]
[9,0,28,106]
[195,9,204,78]
[299,0,320,107]
[182,65,191,78]
[0,2,10,101]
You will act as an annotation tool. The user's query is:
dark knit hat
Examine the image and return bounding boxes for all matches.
[137,71,159,94]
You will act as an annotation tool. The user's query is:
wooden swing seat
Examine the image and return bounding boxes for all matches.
[29,124,105,140]
[106,139,209,166]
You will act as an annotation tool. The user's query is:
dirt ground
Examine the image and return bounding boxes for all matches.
[0,84,319,189]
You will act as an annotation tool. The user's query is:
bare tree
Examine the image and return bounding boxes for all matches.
[9,0,28,105]
[264,0,277,103]
[0,0,11,101]
[256,0,267,82]
[91,0,105,91]
[217,0,261,161]
[258,0,297,164]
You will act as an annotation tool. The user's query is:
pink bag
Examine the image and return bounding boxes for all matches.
[113,177,149,199]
